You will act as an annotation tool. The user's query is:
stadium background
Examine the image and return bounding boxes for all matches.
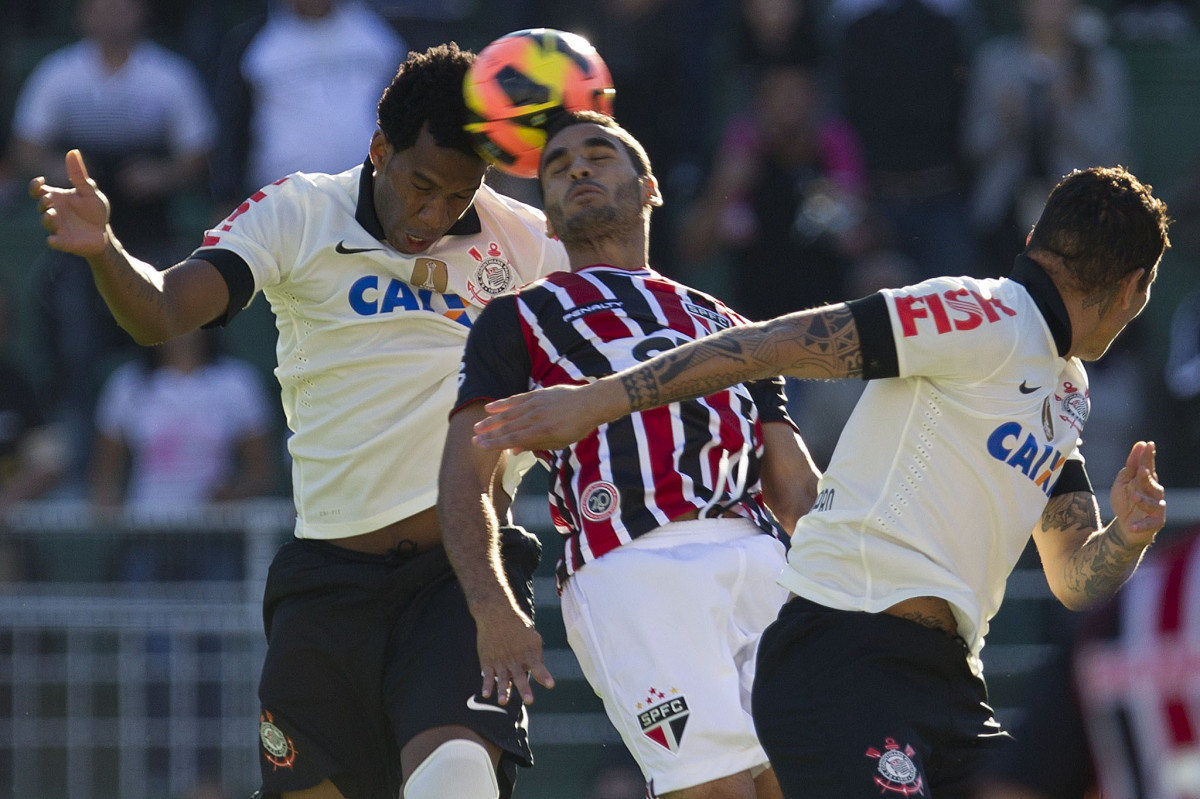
[1,0,1199,796]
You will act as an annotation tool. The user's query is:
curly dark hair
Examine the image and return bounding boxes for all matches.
[376,43,479,159]
[1027,166,1171,295]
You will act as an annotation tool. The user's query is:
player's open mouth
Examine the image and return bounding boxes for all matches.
[403,233,431,251]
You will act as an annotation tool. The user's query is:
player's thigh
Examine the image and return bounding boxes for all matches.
[259,588,397,798]
[560,533,779,795]
[753,599,988,799]
[385,575,532,797]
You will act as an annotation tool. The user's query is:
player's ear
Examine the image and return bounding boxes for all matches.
[545,215,558,241]
[644,175,663,208]
[368,129,389,172]
[1117,267,1147,309]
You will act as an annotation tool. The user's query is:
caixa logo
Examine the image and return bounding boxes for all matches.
[986,422,1066,496]
[348,276,472,328]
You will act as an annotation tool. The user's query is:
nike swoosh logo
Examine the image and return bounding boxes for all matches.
[335,240,384,255]
[1018,381,1041,394]
[466,695,509,715]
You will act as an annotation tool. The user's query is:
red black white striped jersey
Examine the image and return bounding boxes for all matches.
[453,265,792,577]
[1074,530,1200,799]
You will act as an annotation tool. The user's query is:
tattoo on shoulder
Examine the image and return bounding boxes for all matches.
[1040,492,1099,534]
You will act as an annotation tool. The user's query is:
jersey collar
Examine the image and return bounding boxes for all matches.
[1009,254,1072,357]
[353,158,483,241]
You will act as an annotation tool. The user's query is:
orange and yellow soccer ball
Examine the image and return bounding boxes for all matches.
[464,28,616,178]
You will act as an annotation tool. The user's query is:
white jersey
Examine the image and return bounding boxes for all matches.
[780,257,1089,675]
[194,165,568,539]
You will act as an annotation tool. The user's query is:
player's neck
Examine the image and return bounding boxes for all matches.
[567,240,648,273]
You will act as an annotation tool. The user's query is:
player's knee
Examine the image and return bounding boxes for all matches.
[402,739,498,799]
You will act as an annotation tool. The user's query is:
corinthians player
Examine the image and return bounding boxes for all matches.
[29,45,567,799]
[471,165,1170,798]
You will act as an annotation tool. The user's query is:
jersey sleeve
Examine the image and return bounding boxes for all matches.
[748,377,798,432]
[192,177,303,295]
[874,276,1022,382]
[452,294,532,416]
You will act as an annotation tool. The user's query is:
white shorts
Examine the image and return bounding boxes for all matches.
[560,518,788,795]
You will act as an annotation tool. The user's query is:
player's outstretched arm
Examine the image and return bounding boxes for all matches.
[30,150,228,344]
[473,304,863,452]
[1033,441,1165,611]
[438,405,555,705]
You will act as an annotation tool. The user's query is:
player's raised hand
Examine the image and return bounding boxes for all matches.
[473,384,608,452]
[29,149,112,257]
[475,605,555,706]
[1109,441,1165,546]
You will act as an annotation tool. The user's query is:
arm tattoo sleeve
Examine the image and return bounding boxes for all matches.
[620,306,862,413]
[1045,493,1142,605]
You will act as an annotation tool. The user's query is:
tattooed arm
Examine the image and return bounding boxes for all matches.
[473,304,862,452]
[1032,442,1165,611]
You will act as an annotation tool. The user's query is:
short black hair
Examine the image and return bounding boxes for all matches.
[539,110,654,180]
[1027,166,1171,294]
[376,43,479,159]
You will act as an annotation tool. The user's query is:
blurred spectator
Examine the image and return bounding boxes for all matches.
[210,0,405,213]
[0,283,68,511]
[822,0,981,280]
[545,0,717,278]
[973,526,1200,799]
[89,328,275,580]
[731,0,824,71]
[1112,0,1196,43]
[678,62,870,321]
[89,328,275,511]
[963,0,1132,278]
[7,0,217,489]
[787,247,920,468]
[1078,323,1151,486]
[1163,289,1200,486]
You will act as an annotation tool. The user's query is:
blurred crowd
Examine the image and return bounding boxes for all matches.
[0,0,1199,530]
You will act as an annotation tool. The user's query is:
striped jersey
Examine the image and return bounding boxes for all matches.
[453,265,792,577]
[1073,531,1200,798]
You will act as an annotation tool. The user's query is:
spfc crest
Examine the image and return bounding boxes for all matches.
[636,688,690,753]
[865,737,924,796]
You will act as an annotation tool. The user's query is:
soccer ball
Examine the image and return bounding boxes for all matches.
[464,28,616,178]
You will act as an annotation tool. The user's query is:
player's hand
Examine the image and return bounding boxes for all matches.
[29,149,112,257]
[473,385,601,452]
[1109,441,1165,548]
[476,606,555,705]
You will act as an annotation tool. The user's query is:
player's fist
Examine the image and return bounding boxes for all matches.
[29,149,113,258]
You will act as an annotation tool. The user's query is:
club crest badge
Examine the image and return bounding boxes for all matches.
[260,710,297,770]
[1054,380,1089,433]
[636,687,690,753]
[865,737,924,795]
[466,242,515,304]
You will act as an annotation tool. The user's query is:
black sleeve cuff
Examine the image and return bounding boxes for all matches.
[193,249,255,327]
[1050,459,1094,497]
[847,293,899,379]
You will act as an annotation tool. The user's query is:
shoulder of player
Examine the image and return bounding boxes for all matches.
[472,182,548,225]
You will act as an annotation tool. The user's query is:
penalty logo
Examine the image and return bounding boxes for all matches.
[865,737,924,795]
[636,687,690,753]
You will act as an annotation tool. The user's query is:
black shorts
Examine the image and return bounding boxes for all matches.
[255,526,541,799]
[751,596,1012,799]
